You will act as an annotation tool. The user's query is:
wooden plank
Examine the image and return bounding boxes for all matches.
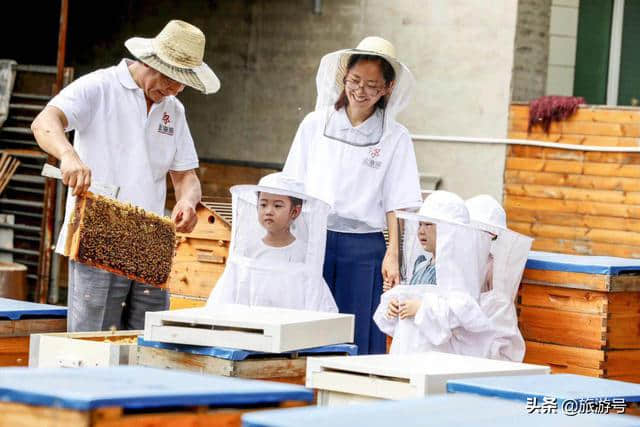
[505,170,640,192]
[0,402,89,427]
[508,131,640,147]
[519,284,608,314]
[169,295,207,310]
[608,292,640,314]
[530,237,640,259]
[505,157,584,174]
[510,119,640,137]
[510,220,640,246]
[505,170,640,191]
[585,151,640,164]
[608,314,640,349]
[504,195,640,219]
[521,269,609,290]
[518,305,606,349]
[166,259,225,298]
[507,207,640,233]
[523,341,605,371]
[510,104,640,124]
[504,183,626,204]
[522,269,640,292]
[137,346,308,384]
[606,350,640,375]
[0,318,66,337]
[507,145,585,161]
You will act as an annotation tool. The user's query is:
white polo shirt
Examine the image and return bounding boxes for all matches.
[49,59,199,255]
[283,107,422,233]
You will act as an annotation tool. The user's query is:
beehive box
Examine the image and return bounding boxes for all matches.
[306,352,549,406]
[448,374,640,416]
[0,297,66,366]
[137,337,357,385]
[144,306,355,353]
[167,200,231,309]
[29,330,140,368]
[66,192,175,287]
[519,251,640,382]
[0,366,312,427]
[242,393,638,427]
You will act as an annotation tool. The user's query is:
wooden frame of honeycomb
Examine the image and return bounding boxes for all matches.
[65,192,176,287]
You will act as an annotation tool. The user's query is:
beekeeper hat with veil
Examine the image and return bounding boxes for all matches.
[207,172,338,312]
[373,191,493,355]
[465,194,533,361]
[315,36,415,146]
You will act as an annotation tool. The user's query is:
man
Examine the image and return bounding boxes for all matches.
[31,20,220,332]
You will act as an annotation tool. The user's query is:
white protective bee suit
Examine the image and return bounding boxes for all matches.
[373,191,492,355]
[465,195,533,362]
[207,173,338,312]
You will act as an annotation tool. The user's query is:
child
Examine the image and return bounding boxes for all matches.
[465,195,533,361]
[207,173,338,312]
[373,191,492,355]
[243,189,305,263]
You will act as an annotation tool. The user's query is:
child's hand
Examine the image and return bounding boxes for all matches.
[386,298,400,318]
[383,279,395,292]
[399,299,421,319]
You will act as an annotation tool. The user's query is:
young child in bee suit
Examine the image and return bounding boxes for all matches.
[464,195,533,362]
[373,191,492,355]
[207,173,338,312]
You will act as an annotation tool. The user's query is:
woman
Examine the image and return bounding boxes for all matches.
[283,37,422,354]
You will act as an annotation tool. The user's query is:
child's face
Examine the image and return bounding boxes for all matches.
[417,221,436,254]
[258,192,301,233]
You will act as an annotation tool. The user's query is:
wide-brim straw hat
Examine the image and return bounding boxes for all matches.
[335,36,403,92]
[125,20,220,94]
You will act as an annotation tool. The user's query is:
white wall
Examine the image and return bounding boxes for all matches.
[545,0,579,95]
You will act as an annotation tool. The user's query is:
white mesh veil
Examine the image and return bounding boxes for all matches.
[314,48,415,145]
[207,173,337,312]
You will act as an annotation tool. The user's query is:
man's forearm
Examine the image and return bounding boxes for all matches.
[173,170,201,208]
[31,106,73,160]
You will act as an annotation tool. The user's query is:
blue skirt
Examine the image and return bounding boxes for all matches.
[323,230,387,355]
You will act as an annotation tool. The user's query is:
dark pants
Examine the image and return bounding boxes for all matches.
[323,230,387,355]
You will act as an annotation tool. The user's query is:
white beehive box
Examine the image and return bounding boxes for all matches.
[306,352,550,406]
[29,330,141,368]
[144,305,355,353]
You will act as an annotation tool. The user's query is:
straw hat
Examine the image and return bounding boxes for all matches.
[335,36,403,91]
[125,20,220,94]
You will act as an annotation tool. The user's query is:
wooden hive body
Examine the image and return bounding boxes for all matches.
[0,297,66,366]
[65,192,175,287]
[167,200,231,308]
[305,352,549,406]
[519,251,640,383]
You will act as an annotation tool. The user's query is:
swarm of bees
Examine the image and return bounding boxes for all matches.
[68,194,175,286]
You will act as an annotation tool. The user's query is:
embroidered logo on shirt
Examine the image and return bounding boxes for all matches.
[157,112,174,136]
[363,147,382,169]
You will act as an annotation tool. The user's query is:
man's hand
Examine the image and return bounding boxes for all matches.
[60,149,91,196]
[171,199,198,233]
[386,298,400,318]
[399,299,421,319]
[382,250,400,291]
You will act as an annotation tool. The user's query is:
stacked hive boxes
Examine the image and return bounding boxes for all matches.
[519,251,640,383]
[166,200,231,309]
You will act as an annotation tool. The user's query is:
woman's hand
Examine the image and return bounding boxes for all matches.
[399,299,421,319]
[382,250,400,291]
[386,298,400,318]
